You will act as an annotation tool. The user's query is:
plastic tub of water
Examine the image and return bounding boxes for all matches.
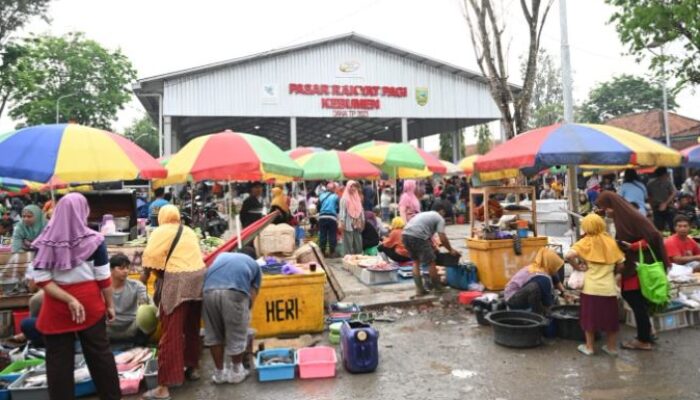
[297,346,337,379]
[255,348,296,382]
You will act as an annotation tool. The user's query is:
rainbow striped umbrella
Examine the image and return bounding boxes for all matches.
[475,123,681,181]
[287,147,325,160]
[681,144,700,167]
[348,141,447,175]
[295,150,381,180]
[0,124,166,183]
[154,130,302,187]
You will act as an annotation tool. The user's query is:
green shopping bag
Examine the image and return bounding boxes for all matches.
[636,247,670,313]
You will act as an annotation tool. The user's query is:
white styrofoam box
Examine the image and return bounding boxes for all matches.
[518,199,568,214]
[255,223,296,255]
[536,221,570,237]
[359,268,399,285]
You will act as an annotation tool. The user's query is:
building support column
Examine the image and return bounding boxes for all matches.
[417,137,424,149]
[401,118,408,143]
[290,117,297,149]
[451,131,460,163]
[163,116,172,156]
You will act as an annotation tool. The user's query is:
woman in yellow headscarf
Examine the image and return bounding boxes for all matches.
[142,205,205,399]
[379,217,410,263]
[504,248,566,315]
[565,213,624,357]
[269,186,291,224]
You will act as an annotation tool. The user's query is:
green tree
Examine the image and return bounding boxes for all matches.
[0,0,52,118]
[475,124,492,155]
[0,0,51,46]
[124,114,159,157]
[523,48,563,128]
[579,74,677,123]
[462,0,555,138]
[607,0,700,87]
[439,132,465,161]
[7,32,137,128]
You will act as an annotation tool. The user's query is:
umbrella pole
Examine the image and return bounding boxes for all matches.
[50,187,55,204]
[566,165,580,240]
[236,213,242,249]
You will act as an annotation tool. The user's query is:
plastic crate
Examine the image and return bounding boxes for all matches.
[12,309,30,336]
[0,310,12,338]
[0,359,45,382]
[625,306,690,332]
[143,359,158,390]
[297,346,337,379]
[446,263,478,290]
[358,268,399,286]
[255,348,296,382]
[8,371,49,400]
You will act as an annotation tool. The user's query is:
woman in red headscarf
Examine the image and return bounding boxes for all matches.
[338,181,365,255]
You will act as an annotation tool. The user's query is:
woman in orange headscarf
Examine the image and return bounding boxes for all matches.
[566,213,625,357]
[504,248,565,315]
[338,181,365,255]
[142,205,205,399]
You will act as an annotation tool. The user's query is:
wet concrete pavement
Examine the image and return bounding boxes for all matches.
[132,305,700,400]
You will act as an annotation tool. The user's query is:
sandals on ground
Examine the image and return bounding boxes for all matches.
[621,339,653,351]
[577,344,594,356]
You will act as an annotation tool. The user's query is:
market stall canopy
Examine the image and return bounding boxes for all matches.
[348,140,447,175]
[153,130,302,188]
[287,147,325,160]
[0,176,92,195]
[295,150,381,180]
[0,124,167,184]
[474,123,682,181]
[681,143,700,168]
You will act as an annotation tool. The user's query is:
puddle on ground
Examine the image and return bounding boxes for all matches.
[451,369,477,379]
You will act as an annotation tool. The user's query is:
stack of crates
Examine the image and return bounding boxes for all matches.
[624,305,690,332]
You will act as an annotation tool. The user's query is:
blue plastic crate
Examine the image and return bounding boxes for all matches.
[446,263,478,290]
[75,379,96,398]
[255,349,296,382]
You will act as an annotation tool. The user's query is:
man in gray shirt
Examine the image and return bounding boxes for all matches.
[107,253,157,345]
[402,203,460,296]
[647,167,677,232]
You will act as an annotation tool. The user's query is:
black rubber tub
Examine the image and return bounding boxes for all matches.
[550,305,599,341]
[485,310,547,348]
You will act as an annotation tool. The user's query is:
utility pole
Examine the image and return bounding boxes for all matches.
[559,0,579,238]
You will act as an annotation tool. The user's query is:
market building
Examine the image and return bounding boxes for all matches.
[133,32,509,161]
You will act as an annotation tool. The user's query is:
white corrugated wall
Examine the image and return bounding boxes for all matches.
[163,40,500,120]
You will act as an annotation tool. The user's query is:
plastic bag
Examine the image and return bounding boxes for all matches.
[567,270,585,290]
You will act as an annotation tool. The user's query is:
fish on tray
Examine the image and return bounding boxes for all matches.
[22,367,91,388]
[114,347,153,372]
[261,355,294,366]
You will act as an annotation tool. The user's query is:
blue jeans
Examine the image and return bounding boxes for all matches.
[318,218,338,254]
[21,317,44,347]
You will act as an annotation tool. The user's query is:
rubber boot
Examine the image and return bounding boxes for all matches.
[431,276,446,294]
[413,275,428,297]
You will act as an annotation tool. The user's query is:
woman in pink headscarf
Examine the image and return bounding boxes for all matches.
[32,193,120,400]
[338,180,365,255]
[399,180,421,222]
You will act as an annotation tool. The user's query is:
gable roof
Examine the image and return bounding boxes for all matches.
[135,32,518,90]
[605,109,700,139]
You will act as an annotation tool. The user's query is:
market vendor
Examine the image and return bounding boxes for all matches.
[361,210,381,255]
[664,215,700,271]
[504,248,566,315]
[107,253,157,345]
[379,217,411,263]
[401,205,460,296]
[240,182,264,228]
[148,188,170,227]
[203,247,261,385]
[270,186,291,224]
[11,205,47,253]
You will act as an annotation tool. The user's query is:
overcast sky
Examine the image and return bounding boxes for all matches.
[3,0,698,151]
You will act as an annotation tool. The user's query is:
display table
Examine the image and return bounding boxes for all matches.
[466,237,548,290]
[251,271,326,338]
